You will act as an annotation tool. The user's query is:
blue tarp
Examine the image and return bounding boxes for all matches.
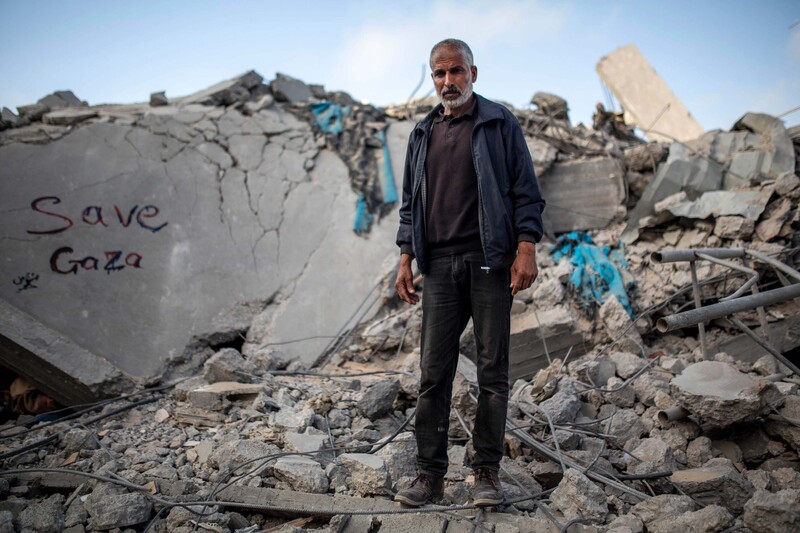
[551,232,634,317]
[353,194,373,234]
[310,102,350,134]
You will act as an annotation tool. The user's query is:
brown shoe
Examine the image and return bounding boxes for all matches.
[472,467,504,506]
[394,474,444,507]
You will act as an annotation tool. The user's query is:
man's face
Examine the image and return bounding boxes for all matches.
[431,47,478,111]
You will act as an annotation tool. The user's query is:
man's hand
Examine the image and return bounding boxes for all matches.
[510,241,538,296]
[395,253,419,305]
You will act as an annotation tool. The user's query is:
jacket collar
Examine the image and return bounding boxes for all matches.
[413,93,504,135]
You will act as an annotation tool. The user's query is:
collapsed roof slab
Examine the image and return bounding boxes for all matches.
[597,44,705,143]
[0,298,135,407]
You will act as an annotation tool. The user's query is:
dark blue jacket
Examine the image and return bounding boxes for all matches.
[396,94,546,274]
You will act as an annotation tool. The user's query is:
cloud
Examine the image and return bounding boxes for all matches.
[329,0,567,105]
[790,25,800,60]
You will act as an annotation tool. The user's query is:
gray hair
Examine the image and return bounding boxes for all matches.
[429,39,474,69]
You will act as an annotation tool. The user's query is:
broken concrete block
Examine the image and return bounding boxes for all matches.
[271,73,313,103]
[714,216,755,239]
[668,189,772,221]
[766,395,800,453]
[203,348,256,383]
[356,379,399,420]
[175,70,262,106]
[375,432,417,485]
[338,453,389,496]
[628,437,677,473]
[187,382,262,410]
[630,494,695,530]
[756,197,793,241]
[16,494,65,533]
[599,295,644,354]
[648,505,734,533]
[742,489,800,532]
[771,468,800,491]
[60,428,99,454]
[531,278,565,308]
[538,157,626,232]
[37,90,84,109]
[671,361,783,427]
[273,455,329,494]
[149,91,168,107]
[670,464,755,513]
[609,351,646,379]
[550,468,608,523]
[85,491,152,530]
[270,406,315,432]
[538,379,581,424]
[605,408,647,447]
[526,137,558,177]
[775,172,800,198]
[632,371,670,406]
[1,107,21,129]
[686,436,714,468]
[284,430,328,455]
[16,102,49,121]
[510,306,585,381]
[624,142,668,173]
[597,44,705,143]
[42,108,98,126]
[604,376,636,408]
[568,356,615,386]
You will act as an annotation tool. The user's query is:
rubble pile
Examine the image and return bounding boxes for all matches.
[2,71,800,531]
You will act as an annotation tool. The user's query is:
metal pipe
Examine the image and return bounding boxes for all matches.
[651,248,745,264]
[656,406,689,425]
[745,249,800,282]
[727,316,800,377]
[742,255,770,341]
[689,261,708,359]
[657,284,800,333]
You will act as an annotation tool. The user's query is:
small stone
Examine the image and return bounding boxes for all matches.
[599,295,644,354]
[338,453,389,496]
[686,436,714,467]
[273,456,328,494]
[774,172,800,197]
[85,492,152,530]
[771,468,800,491]
[154,409,170,423]
[61,428,99,454]
[605,408,647,448]
[714,216,755,239]
[208,439,280,473]
[742,489,800,532]
[17,494,65,533]
[609,351,646,379]
[648,505,733,533]
[550,468,608,523]
[270,406,315,432]
[630,494,695,529]
[538,379,581,424]
[149,91,168,106]
[605,376,636,408]
[766,395,800,453]
[356,379,400,420]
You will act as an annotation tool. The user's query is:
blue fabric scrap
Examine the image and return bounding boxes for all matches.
[310,102,350,134]
[551,231,635,317]
[353,194,373,234]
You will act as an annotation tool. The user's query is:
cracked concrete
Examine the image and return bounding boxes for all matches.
[0,101,408,376]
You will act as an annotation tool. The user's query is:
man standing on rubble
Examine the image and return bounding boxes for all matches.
[394,38,545,507]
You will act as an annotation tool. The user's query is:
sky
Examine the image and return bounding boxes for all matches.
[1,0,798,131]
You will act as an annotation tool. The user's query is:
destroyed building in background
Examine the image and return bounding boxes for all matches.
[1,43,799,532]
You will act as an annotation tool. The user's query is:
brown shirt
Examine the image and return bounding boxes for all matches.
[425,96,482,258]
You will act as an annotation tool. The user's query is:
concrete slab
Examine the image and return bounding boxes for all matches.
[510,306,586,381]
[538,157,626,233]
[666,189,772,221]
[596,44,705,143]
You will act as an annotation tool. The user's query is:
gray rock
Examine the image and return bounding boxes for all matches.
[203,347,256,383]
[42,107,98,126]
[61,427,99,453]
[609,351,646,379]
[671,361,783,427]
[1,107,21,128]
[670,464,754,513]
[273,455,328,494]
[605,376,636,407]
[38,90,84,109]
[599,295,644,353]
[630,494,695,529]
[743,489,800,533]
[771,468,800,491]
[375,431,417,485]
[606,514,643,533]
[550,468,608,523]
[325,463,348,491]
[0,511,12,533]
[17,494,65,533]
[208,439,280,473]
[150,91,169,106]
[85,492,152,530]
[284,430,329,455]
[338,453,389,496]
[356,379,400,420]
[628,437,677,472]
[632,371,670,406]
[605,408,647,447]
[270,406,315,432]
[686,436,714,468]
[538,379,581,424]
[176,70,262,106]
[16,102,49,121]
[65,495,89,528]
[648,505,733,533]
[270,73,313,103]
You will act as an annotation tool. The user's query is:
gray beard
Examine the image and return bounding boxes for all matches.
[440,82,473,109]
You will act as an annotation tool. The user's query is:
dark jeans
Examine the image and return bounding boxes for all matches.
[416,252,511,477]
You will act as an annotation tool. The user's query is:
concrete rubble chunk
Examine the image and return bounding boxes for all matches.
[271,73,314,103]
[599,295,644,354]
[356,379,399,420]
[510,306,585,381]
[284,430,329,455]
[538,379,581,424]
[671,361,784,427]
[756,197,793,241]
[526,137,558,176]
[270,406,315,432]
[187,381,263,410]
[714,215,755,239]
[648,505,734,533]
[375,431,417,485]
[37,90,84,110]
[42,107,98,126]
[16,494,65,533]
[1,107,21,128]
[624,142,668,173]
[597,44,705,143]
[538,157,626,232]
[149,91,168,106]
[203,347,257,383]
[85,491,152,530]
[630,494,695,529]
[273,455,329,494]
[667,189,772,220]
[609,351,646,379]
[338,453,389,496]
[550,468,608,523]
[766,395,800,453]
[175,70,263,106]
[16,102,49,121]
[605,407,647,447]
[670,464,755,513]
[208,439,280,472]
[742,489,800,533]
